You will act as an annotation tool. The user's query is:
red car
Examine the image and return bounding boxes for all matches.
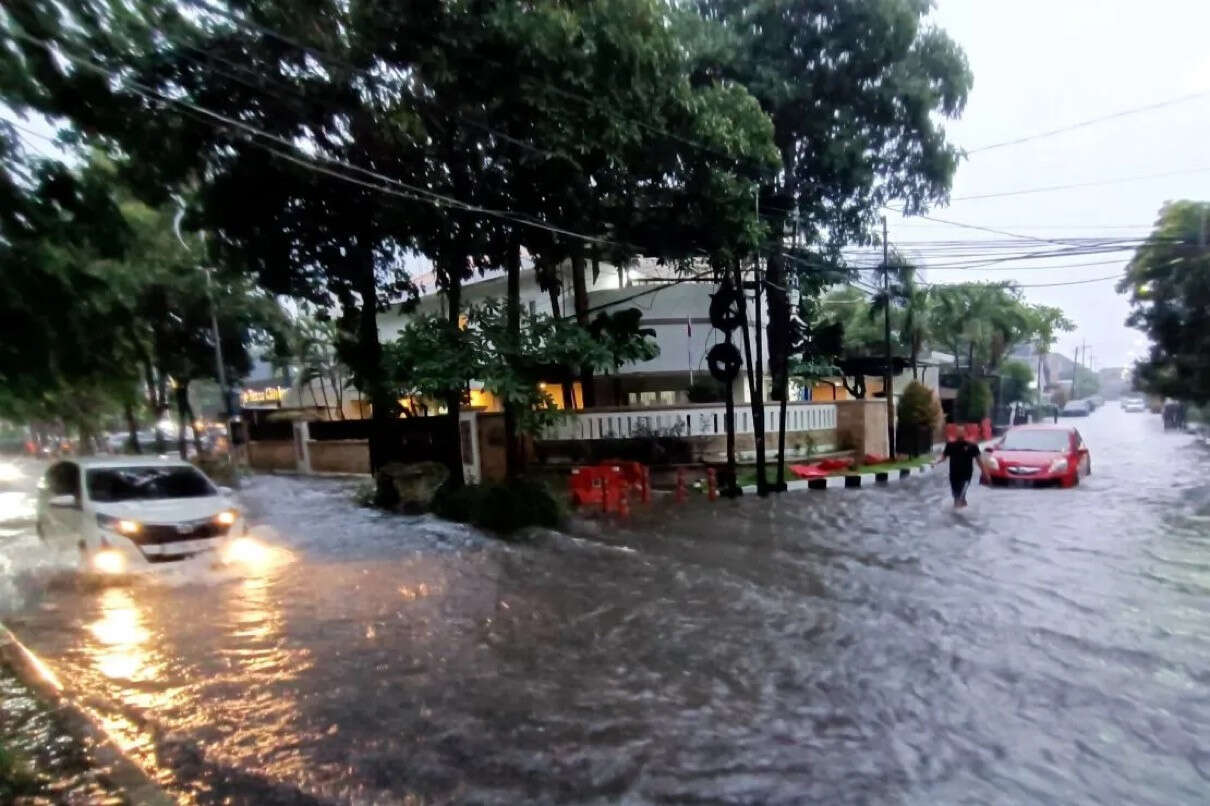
[981,424,1091,488]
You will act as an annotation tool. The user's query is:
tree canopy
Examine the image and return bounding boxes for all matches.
[1118,200,1210,403]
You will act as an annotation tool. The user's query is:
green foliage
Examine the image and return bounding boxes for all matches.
[1073,365,1101,397]
[385,302,658,435]
[1000,360,1035,404]
[898,381,942,430]
[930,283,1073,374]
[430,479,564,537]
[1118,201,1210,403]
[955,377,993,422]
[686,378,726,403]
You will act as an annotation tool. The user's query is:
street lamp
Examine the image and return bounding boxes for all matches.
[173,198,240,489]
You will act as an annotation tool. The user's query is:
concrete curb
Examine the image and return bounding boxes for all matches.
[0,623,175,805]
[740,461,936,495]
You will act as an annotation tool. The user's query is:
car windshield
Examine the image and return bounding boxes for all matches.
[87,466,216,502]
[999,430,1071,452]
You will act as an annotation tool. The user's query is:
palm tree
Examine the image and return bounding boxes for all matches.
[868,257,930,376]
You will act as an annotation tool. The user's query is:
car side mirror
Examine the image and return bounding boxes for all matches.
[48,493,79,509]
[218,486,234,496]
[984,446,995,453]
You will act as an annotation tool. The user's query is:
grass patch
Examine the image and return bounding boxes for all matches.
[735,454,933,487]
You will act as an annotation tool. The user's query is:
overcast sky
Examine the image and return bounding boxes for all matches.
[887,0,1210,370]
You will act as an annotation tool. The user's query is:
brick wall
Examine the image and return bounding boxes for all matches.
[308,440,370,474]
[835,399,890,458]
[247,440,295,471]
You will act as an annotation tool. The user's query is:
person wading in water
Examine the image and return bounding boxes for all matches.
[934,432,988,508]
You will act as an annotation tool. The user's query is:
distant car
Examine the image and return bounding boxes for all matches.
[981,424,1091,488]
[1060,400,1090,417]
[35,457,260,574]
[1089,395,1104,409]
[1123,398,1146,413]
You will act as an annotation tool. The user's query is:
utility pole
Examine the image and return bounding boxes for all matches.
[174,200,240,489]
[882,216,895,458]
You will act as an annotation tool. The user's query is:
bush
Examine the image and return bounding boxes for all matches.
[955,377,992,422]
[431,478,564,537]
[898,381,942,430]
[896,380,943,456]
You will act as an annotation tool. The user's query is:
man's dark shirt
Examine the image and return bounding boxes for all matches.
[943,439,981,480]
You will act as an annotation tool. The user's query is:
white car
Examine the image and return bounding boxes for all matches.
[1123,398,1146,413]
[36,456,258,574]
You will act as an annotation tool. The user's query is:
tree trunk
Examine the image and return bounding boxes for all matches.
[765,246,790,491]
[732,259,767,495]
[571,251,596,408]
[504,238,523,479]
[124,402,141,454]
[175,383,189,460]
[443,265,466,489]
[355,247,394,474]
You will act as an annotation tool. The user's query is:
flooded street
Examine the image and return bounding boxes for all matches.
[3,407,1210,804]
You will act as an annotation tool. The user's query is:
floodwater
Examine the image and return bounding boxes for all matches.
[2,407,1210,804]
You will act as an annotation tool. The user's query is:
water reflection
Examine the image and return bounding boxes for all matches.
[87,587,154,681]
[4,411,1210,803]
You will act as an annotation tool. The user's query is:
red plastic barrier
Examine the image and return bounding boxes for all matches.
[569,465,627,508]
[981,418,993,441]
[817,457,854,472]
[864,453,889,466]
[790,464,829,479]
[964,423,980,442]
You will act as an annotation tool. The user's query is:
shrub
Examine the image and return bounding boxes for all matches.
[955,377,992,422]
[431,478,563,537]
[898,381,942,430]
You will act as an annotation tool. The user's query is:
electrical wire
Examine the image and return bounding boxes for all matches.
[966,89,1210,154]
[5,27,638,253]
[947,166,1210,203]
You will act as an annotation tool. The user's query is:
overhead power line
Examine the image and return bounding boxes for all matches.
[6,27,639,254]
[949,166,1210,202]
[966,89,1210,154]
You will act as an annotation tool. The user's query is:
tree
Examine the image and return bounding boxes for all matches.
[285,316,350,420]
[929,283,1060,377]
[1118,200,1210,403]
[697,0,972,493]
[1000,360,1034,405]
[955,377,992,423]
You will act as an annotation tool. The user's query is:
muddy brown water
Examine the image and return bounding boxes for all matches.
[2,407,1210,804]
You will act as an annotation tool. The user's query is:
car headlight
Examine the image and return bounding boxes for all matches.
[96,513,141,536]
[1049,458,1069,473]
[92,548,126,575]
[215,509,238,527]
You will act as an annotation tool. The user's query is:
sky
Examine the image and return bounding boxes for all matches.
[885,0,1210,370]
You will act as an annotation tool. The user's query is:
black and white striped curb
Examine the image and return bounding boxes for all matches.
[740,461,936,495]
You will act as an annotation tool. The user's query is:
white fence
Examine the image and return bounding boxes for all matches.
[544,402,837,441]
